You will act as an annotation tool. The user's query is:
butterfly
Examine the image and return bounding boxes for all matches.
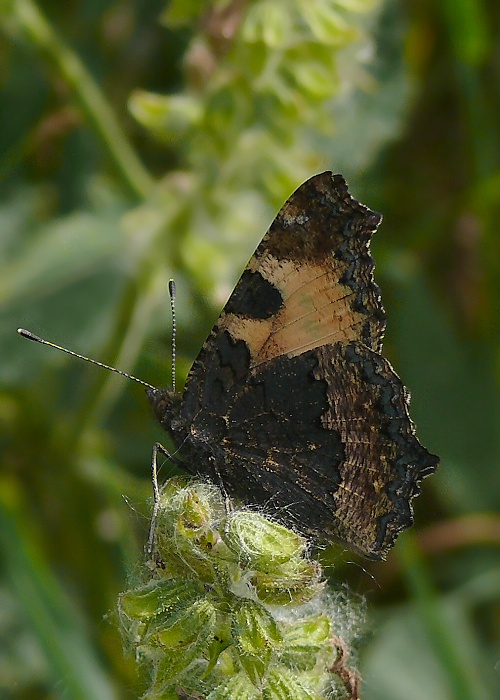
[147,172,439,559]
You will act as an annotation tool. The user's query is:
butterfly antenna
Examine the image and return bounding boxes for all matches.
[17,328,157,391]
[168,279,177,393]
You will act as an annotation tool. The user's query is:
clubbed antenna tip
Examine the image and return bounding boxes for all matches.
[17,327,157,391]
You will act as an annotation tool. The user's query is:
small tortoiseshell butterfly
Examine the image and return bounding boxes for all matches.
[148,172,439,559]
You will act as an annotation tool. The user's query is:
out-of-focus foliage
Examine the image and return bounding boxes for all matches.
[0,1,499,699]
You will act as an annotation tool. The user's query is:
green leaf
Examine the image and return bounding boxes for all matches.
[160,0,208,28]
[128,91,203,142]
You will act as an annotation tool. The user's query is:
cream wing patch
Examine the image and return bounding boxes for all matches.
[219,254,368,367]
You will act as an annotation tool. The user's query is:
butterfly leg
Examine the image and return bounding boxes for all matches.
[146,442,177,556]
[211,461,234,532]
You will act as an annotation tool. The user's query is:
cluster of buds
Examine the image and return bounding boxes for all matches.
[118,479,362,699]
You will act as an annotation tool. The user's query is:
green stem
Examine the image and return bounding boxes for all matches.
[0,491,118,700]
[399,533,478,700]
[10,0,156,200]
[77,265,164,434]
[70,191,189,435]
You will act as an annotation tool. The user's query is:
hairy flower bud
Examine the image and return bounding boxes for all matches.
[118,480,363,699]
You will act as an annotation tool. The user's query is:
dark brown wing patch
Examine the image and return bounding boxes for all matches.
[173,331,437,559]
[313,342,438,557]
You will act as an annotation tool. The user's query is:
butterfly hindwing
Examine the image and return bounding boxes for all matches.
[310,341,437,557]
[177,331,436,558]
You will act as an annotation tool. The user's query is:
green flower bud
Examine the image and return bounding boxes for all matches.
[263,666,320,700]
[151,597,217,649]
[118,480,362,700]
[149,657,208,699]
[224,512,307,571]
[232,600,282,684]
[252,557,324,606]
[144,598,217,681]
[156,479,225,535]
[118,578,203,642]
[281,615,332,671]
[154,481,231,578]
[208,672,260,700]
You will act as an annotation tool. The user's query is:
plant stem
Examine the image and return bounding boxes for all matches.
[10,0,156,200]
[399,534,478,700]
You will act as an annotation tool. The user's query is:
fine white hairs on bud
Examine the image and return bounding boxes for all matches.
[118,479,364,700]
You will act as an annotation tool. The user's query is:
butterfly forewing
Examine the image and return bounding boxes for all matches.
[214,172,386,368]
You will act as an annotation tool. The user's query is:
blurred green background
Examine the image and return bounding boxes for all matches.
[1,0,499,698]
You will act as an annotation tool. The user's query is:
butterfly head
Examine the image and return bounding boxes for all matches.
[147,387,183,432]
